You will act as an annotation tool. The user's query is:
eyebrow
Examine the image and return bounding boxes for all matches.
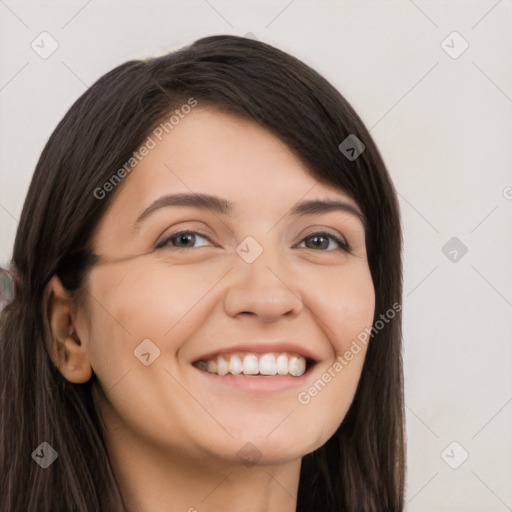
[134,192,366,229]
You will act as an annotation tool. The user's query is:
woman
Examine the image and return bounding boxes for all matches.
[0,35,405,511]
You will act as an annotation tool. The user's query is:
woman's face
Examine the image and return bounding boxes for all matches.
[76,107,375,465]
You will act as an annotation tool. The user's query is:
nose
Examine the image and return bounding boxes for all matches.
[223,245,304,323]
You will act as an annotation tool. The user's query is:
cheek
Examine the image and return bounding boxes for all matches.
[80,262,228,444]
[82,262,225,373]
[290,261,375,451]
[306,260,376,353]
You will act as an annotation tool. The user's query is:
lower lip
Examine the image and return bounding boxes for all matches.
[193,366,314,391]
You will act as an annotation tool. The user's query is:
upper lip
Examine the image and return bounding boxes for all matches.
[193,341,320,363]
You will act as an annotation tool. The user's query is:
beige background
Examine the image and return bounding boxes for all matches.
[1,1,511,510]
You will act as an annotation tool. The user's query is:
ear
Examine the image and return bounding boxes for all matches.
[43,275,92,384]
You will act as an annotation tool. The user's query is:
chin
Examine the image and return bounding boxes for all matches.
[203,426,327,466]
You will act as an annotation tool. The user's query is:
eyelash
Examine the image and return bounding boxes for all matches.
[156,229,350,252]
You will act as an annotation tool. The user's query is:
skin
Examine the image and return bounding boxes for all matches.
[46,107,375,512]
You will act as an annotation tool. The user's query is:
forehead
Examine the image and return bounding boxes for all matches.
[114,107,359,213]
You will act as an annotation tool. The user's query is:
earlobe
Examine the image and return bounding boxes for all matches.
[43,275,92,384]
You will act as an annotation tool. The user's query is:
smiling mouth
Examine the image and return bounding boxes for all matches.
[193,352,316,377]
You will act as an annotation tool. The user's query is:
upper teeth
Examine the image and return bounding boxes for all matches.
[196,353,307,377]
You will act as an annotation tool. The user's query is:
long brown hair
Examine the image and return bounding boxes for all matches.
[0,35,404,511]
